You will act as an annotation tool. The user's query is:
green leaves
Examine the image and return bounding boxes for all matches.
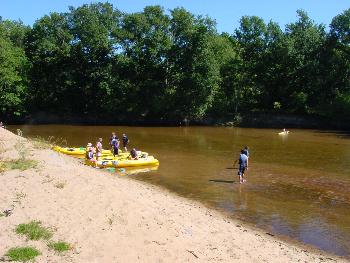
[0,21,29,118]
[1,4,350,124]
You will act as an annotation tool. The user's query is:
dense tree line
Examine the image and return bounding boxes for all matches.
[0,3,349,124]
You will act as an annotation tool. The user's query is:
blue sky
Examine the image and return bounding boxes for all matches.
[1,0,349,33]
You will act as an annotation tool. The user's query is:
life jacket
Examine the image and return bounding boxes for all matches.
[86,151,94,160]
[122,136,129,144]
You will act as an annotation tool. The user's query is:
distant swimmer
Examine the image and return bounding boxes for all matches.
[234,149,249,184]
[278,128,289,135]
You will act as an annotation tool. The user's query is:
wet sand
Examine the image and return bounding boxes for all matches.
[0,128,347,262]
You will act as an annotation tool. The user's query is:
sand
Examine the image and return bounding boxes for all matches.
[0,127,347,262]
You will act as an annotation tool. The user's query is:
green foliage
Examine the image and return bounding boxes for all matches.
[48,241,71,253]
[15,221,53,240]
[0,4,350,126]
[273,102,282,110]
[5,247,41,262]
[0,20,29,118]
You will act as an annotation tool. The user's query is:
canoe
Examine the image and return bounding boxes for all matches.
[278,131,289,135]
[85,156,159,168]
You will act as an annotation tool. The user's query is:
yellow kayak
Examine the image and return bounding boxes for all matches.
[85,156,159,168]
[52,146,148,159]
[52,146,112,156]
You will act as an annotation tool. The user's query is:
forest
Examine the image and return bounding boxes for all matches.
[0,3,349,125]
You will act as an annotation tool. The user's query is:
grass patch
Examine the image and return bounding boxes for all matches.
[0,212,4,217]
[5,246,41,262]
[3,159,38,171]
[16,221,53,240]
[48,241,71,253]
[0,140,37,172]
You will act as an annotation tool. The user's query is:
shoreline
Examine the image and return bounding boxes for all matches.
[4,112,350,130]
[0,128,348,262]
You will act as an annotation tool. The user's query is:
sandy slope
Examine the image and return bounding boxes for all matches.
[0,128,347,262]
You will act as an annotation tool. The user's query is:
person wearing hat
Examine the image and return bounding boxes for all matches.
[86,145,97,167]
[86,143,94,159]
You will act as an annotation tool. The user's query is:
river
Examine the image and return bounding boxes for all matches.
[8,125,350,256]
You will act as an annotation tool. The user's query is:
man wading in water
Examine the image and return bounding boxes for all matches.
[234,149,249,184]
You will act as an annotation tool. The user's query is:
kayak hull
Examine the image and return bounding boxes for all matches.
[85,156,159,168]
[52,146,112,156]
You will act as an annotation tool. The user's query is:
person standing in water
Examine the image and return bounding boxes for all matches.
[122,134,129,152]
[113,137,120,157]
[96,138,103,160]
[110,132,117,151]
[234,149,249,184]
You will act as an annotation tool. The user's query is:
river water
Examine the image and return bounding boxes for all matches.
[8,125,350,256]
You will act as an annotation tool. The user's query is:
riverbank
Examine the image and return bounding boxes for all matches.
[0,128,347,262]
[4,111,350,130]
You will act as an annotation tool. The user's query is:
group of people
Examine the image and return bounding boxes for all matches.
[109,132,130,156]
[85,132,139,162]
[234,146,249,184]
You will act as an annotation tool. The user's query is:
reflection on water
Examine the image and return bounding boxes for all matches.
[9,125,350,256]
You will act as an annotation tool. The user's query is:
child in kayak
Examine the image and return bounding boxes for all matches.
[130,148,138,160]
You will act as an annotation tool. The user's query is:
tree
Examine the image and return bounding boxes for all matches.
[119,5,172,119]
[166,8,222,120]
[283,10,326,113]
[0,20,29,119]
[233,16,268,110]
[26,12,74,114]
[69,3,121,118]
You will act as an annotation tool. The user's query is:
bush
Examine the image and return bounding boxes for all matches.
[48,241,71,253]
[5,247,41,262]
[15,221,53,240]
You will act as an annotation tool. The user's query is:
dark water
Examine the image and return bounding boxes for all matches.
[9,125,350,256]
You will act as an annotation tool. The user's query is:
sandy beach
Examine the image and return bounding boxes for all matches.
[0,127,347,262]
